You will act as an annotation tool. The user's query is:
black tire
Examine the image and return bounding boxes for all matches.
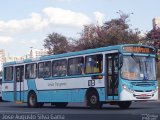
[27,92,40,108]
[87,91,102,109]
[118,101,132,109]
[55,102,68,108]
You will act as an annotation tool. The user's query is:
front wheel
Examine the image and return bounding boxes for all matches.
[87,91,102,109]
[117,101,132,109]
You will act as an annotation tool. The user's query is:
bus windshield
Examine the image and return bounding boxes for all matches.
[121,56,156,80]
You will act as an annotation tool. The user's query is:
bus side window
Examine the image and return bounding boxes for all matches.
[38,61,51,78]
[52,59,67,77]
[25,64,37,79]
[38,63,44,78]
[44,61,51,78]
[85,54,103,74]
[68,57,84,76]
[4,66,13,81]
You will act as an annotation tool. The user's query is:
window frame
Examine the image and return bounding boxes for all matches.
[25,63,37,79]
[4,66,13,81]
[38,61,51,78]
[68,56,84,76]
[85,54,103,74]
[52,59,67,77]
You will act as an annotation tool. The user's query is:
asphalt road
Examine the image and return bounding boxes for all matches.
[0,101,160,120]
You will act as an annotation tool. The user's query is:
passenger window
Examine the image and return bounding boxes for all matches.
[25,64,37,79]
[38,61,51,78]
[4,66,13,81]
[52,59,67,77]
[85,54,103,74]
[68,57,84,76]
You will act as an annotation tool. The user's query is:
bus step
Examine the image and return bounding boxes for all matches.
[15,101,23,104]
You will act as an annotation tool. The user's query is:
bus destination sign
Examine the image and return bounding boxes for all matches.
[123,46,155,54]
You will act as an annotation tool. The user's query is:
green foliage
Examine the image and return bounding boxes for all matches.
[43,32,71,54]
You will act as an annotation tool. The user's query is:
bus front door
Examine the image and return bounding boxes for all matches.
[14,65,24,103]
[106,53,119,100]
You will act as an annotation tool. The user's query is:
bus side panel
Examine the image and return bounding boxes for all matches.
[24,79,37,102]
[37,89,86,102]
[2,91,14,102]
[23,91,28,102]
[2,82,14,102]
[97,88,106,101]
[36,88,105,103]
[26,79,105,103]
[26,78,88,103]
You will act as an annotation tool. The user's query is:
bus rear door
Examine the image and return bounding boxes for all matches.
[106,53,119,100]
[14,65,24,103]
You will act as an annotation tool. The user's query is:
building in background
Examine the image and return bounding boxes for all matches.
[0,48,48,72]
[153,17,160,30]
[28,48,48,59]
[0,50,5,72]
[5,56,24,62]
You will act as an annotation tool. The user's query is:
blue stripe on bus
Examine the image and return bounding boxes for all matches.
[2,87,106,102]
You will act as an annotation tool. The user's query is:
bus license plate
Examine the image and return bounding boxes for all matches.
[140,94,147,97]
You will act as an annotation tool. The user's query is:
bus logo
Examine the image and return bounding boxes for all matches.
[88,80,95,86]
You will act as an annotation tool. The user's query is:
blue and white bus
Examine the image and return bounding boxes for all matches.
[2,44,158,109]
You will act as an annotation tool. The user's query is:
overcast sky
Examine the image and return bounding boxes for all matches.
[0,0,160,56]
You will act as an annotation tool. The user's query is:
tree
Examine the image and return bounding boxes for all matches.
[44,12,143,53]
[75,13,141,51]
[146,28,160,49]
[44,32,71,54]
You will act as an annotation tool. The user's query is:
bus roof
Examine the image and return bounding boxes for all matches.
[3,44,155,66]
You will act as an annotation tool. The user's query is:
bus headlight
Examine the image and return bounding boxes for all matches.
[122,84,127,89]
[122,84,134,93]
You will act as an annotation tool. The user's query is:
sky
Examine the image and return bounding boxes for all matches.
[0,0,160,57]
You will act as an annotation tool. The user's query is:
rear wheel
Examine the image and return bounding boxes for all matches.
[117,101,132,109]
[87,91,102,109]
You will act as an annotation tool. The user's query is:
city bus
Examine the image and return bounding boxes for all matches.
[2,44,158,109]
